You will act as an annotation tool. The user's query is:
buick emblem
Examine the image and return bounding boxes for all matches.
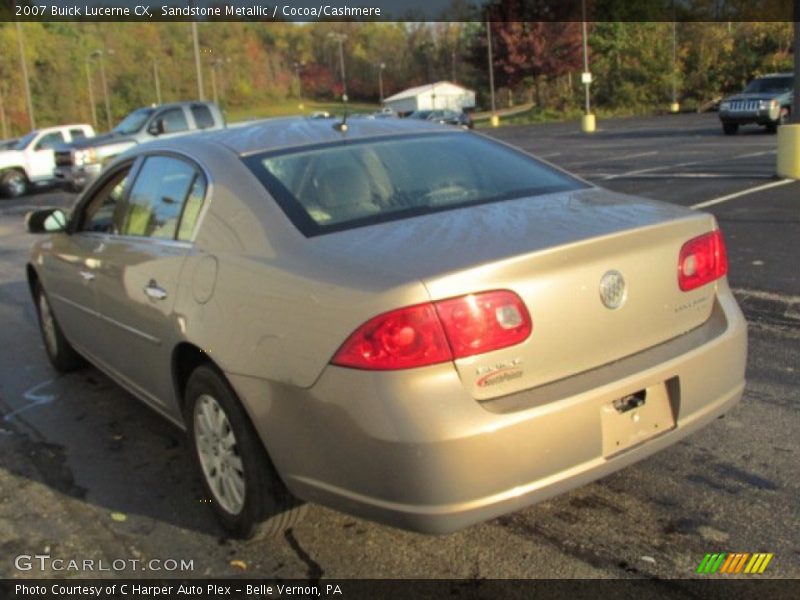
[599,270,627,309]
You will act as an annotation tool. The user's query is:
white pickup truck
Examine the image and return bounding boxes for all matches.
[0,124,95,198]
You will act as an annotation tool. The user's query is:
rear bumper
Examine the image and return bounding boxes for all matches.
[229,283,747,534]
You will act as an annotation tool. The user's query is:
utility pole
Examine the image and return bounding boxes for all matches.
[85,56,97,129]
[153,59,162,105]
[377,63,385,104]
[486,21,497,126]
[580,0,596,132]
[192,22,204,100]
[670,21,680,113]
[293,61,304,108]
[16,22,35,130]
[0,86,8,139]
[328,33,348,98]
[98,50,112,130]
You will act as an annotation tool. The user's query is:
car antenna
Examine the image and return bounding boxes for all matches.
[333,94,349,133]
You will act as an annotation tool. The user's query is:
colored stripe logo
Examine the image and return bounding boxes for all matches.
[696,553,773,574]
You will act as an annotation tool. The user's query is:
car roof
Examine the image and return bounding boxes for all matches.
[175,115,456,157]
[759,73,793,78]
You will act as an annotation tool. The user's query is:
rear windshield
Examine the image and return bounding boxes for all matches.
[744,76,793,94]
[245,133,585,236]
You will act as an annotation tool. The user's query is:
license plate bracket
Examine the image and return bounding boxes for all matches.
[602,382,676,457]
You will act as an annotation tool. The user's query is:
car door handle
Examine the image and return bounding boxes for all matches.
[144,281,168,301]
[79,270,95,282]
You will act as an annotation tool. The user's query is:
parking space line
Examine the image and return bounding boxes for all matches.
[690,179,794,209]
[565,150,658,168]
[587,172,770,179]
[601,161,701,180]
[734,150,777,159]
[599,150,779,182]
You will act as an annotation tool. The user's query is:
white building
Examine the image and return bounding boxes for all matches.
[383,81,476,114]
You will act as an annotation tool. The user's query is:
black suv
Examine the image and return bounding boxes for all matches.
[718,73,793,135]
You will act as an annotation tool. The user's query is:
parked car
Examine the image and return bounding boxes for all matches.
[54,101,224,191]
[408,109,473,129]
[0,124,94,198]
[26,118,747,539]
[718,73,794,135]
[373,108,398,119]
[0,137,19,151]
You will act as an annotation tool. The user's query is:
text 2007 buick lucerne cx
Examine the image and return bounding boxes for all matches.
[25,117,747,538]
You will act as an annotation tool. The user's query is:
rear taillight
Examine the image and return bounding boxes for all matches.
[332,290,532,370]
[435,291,532,358]
[678,230,728,291]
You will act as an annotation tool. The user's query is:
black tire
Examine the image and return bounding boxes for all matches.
[34,282,85,372]
[184,365,306,539]
[0,169,28,198]
[722,123,739,136]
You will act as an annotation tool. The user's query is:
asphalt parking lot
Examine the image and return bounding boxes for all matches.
[0,113,797,582]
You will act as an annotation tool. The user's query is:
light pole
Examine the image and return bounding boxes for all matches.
[15,22,35,130]
[153,58,162,105]
[0,85,7,139]
[670,21,680,113]
[209,57,231,107]
[85,55,98,129]
[377,62,386,104]
[210,61,219,106]
[293,61,304,109]
[192,22,204,100]
[327,33,348,98]
[91,49,113,131]
[580,0,596,133]
[486,21,497,127]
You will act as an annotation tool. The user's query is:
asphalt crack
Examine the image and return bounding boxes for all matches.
[283,528,324,581]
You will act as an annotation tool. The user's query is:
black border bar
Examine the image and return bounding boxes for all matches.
[2,0,797,23]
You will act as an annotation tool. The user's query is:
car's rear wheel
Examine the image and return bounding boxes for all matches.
[185,365,306,539]
[34,283,85,372]
[0,169,28,198]
[722,123,739,136]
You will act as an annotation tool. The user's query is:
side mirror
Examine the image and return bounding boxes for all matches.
[26,208,68,234]
[148,119,165,136]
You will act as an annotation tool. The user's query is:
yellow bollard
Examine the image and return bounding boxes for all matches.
[777,123,800,179]
[490,114,500,127]
[669,102,680,113]
[582,113,596,133]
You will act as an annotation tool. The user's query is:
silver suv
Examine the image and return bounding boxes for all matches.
[54,101,224,190]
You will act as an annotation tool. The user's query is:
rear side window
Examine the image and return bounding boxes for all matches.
[120,156,199,240]
[191,104,215,129]
[69,128,88,141]
[245,133,585,236]
[159,109,189,134]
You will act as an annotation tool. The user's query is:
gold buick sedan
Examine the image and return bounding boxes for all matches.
[26,117,747,538]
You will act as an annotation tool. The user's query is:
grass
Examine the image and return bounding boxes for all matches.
[226,99,380,123]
